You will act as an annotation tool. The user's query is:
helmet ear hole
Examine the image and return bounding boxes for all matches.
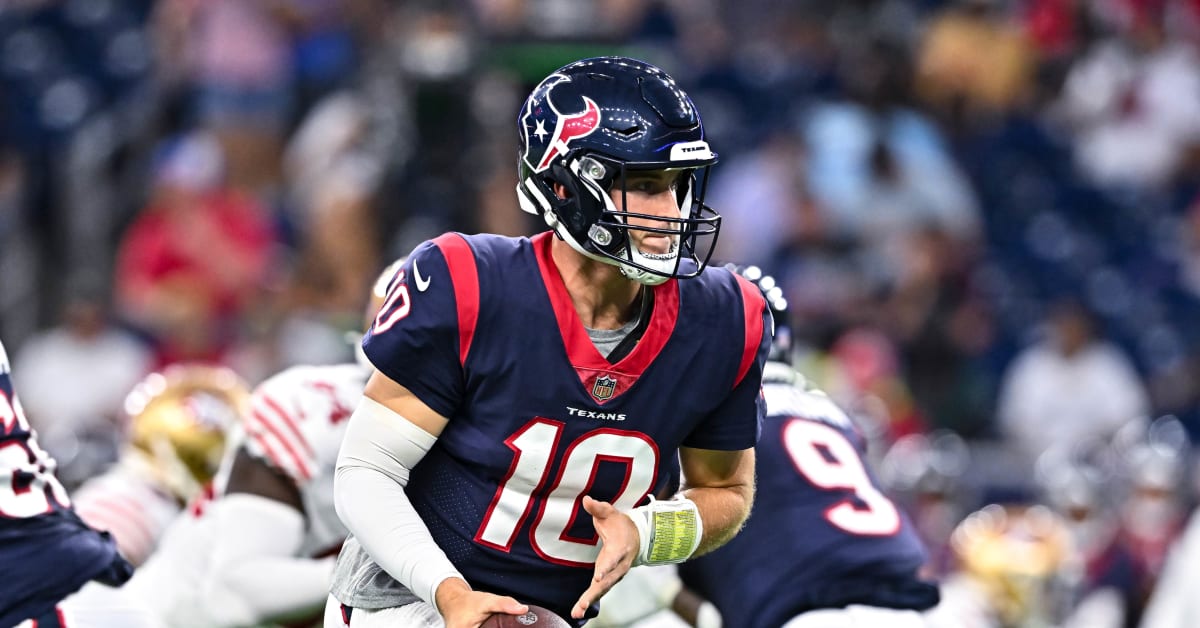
[551,182,570,201]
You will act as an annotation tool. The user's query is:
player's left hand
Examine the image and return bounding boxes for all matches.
[572,496,640,619]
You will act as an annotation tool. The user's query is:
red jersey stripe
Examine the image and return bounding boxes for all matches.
[433,233,480,365]
[249,414,313,481]
[733,273,767,387]
[258,394,316,458]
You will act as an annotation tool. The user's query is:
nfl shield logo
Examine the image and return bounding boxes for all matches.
[592,374,617,401]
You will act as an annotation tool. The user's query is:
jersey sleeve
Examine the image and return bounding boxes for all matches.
[682,275,771,450]
[242,369,324,485]
[362,234,477,418]
[73,473,179,567]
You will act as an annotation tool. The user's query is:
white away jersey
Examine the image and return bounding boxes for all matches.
[73,457,182,566]
[239,362,367,555]
[115,362,367,627]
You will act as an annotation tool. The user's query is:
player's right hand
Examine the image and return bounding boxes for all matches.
[435,578,529,628]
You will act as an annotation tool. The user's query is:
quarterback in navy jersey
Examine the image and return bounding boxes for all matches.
[674,267,940,628]
[0,337,132,627]
[326,56,770,628]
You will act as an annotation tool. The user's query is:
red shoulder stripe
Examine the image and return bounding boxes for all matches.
[432,233,480,366]
[734,274,767,388]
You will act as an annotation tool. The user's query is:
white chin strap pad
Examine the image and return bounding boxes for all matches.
[623,239,678,285]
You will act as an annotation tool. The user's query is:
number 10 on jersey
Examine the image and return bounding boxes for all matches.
[474,418,660,566]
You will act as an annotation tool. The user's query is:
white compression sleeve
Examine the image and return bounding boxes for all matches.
[203,493,336,625]
[333,396,464,609]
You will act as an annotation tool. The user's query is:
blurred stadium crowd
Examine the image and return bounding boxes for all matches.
[3,0,1200,625]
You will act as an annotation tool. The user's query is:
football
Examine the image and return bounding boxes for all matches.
[480,604,571,628]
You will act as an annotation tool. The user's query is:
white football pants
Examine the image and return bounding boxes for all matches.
[324,594,444,628]
[782,605,930,628]
[40,582,162,628]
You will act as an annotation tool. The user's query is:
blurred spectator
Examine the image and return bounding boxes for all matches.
[916,0,1036,117]
[706,130,813,267]
[0,146,36,342]
[883,226,995,437]
[997,298,1150,464]
[153,0,296,194]
[14,276,152,487]
[469,0,651,41]
[177,0,294,131]
[854,140,981,284]
[772,235,870,350]
[1023,0,1084,61]
[268,91,388,368]
[283,91,382,313]
[114,132,280,367]
[1053,5,1200,188]
[803,37,981,281]
[818,326,927,442]
[0,147,23,242]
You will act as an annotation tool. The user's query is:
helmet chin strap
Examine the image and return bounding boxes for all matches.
[543,211,674,286]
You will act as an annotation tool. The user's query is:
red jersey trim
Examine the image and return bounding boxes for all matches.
[259,394,315,458]
[249,413,313,481]
[734,274,767,388]
[432,233,480,366]
[531,232,679,404]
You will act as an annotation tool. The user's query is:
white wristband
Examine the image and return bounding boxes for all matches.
[627,496,703,566]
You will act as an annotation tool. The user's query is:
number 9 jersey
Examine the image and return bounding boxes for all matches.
[0,338,132,626]
[677,368,940,628]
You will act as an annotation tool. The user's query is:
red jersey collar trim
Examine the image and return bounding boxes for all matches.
[532,232,679,404]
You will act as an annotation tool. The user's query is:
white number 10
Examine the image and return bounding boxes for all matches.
[475,419,659,566]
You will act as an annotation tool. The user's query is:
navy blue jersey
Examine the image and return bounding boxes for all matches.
[362,231,770,622]
[0,339,131,626]
[678,375,938,628]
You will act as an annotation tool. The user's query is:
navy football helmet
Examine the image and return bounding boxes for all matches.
[727,264,791,365]
[516,57,721,285]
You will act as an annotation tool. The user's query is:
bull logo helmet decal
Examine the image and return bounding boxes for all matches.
[521,76,602,173]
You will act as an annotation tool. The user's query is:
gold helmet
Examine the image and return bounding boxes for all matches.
[124,365,250,502]
[951,503,1077,627]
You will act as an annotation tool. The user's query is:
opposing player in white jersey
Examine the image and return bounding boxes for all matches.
[55,260,398,627]
[0,335,134,627]
[72,365,250,567]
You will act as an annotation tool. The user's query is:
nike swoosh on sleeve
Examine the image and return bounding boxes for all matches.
[413,260,432,292]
